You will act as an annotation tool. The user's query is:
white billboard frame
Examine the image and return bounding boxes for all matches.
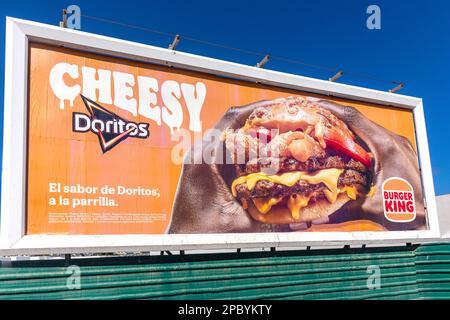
[0,17,440,255]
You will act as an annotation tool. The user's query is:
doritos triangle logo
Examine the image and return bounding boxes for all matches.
[73,95,150,153]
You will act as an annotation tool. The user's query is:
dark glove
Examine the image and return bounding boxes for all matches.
[169,100,276,233]
[311,99,427,231]
[169,98,427,233]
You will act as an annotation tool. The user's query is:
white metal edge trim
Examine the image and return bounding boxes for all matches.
[0,18,28,248]
[413,102,440,236]
[0,231,440,256]
[10,17,422,108]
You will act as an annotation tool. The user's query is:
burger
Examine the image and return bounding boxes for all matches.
[223,97,373,226]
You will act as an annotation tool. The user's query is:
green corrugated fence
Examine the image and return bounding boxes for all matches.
[1,242,450,299]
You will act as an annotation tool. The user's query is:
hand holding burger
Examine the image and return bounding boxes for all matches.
[169,96,426,233]
[225,96,372,227]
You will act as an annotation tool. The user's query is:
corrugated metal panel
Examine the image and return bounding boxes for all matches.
[1,243,450,300]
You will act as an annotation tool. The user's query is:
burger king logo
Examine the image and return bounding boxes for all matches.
[382,177,416,223]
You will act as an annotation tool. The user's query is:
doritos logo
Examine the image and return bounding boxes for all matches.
[382,177,416,223]
[73,95,150,153]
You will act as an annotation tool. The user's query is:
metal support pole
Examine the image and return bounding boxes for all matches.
[329,70,344,82]
[169,34,181,50]
[256,54,270,68]
[64,253,71,266]
[59,9,68,28]
[389,83,405,93]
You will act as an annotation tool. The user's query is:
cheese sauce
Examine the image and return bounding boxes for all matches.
[231,168,359,219]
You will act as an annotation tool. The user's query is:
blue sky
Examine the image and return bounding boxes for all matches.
[0,0,449,195]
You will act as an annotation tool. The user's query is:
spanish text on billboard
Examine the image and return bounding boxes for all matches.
[26,43,427,235]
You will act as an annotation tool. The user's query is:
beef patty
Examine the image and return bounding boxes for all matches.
[234,169,369,199]
[236,155,367,177]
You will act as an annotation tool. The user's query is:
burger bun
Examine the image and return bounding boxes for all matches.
[247,193,352,224]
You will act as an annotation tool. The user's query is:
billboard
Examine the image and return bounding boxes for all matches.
[0,18,440,254]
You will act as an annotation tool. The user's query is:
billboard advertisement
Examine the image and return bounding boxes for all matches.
[0,19,439,253]
[27,42,427,235]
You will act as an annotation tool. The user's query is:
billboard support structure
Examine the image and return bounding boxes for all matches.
[168,34,180,50]
[390,82,405,93]
[59,9,67,28]
[329,70,344,82]
[0,17,441,256]
[256,54,270,68]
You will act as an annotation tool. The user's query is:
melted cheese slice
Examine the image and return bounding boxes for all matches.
[341,186,357,200]
[232,168,360,219]
[302,169,341,203]
[253,197,283,214]
[249,186,358,219]
[232,168,344,197]
[287,195,311,220]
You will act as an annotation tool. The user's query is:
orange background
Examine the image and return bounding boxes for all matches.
[26,43,417,235]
